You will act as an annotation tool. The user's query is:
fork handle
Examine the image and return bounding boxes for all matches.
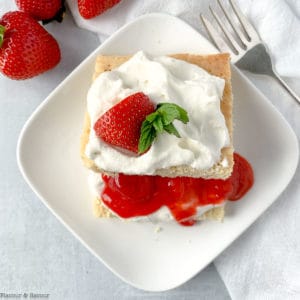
[272,71,300,104]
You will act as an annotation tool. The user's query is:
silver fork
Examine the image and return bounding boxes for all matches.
[200,0,300,104]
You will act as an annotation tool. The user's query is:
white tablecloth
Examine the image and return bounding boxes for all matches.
[1,1,300,298]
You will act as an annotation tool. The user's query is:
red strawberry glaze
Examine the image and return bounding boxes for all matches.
[101,153,254,226]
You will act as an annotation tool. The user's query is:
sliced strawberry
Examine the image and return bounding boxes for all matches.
[94,92,155,153]
[78,0,121,19]
[0,11,61,80]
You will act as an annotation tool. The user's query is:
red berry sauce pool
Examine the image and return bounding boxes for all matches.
[101,153,254,226]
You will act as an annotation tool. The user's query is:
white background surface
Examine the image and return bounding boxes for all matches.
[1,2,300,299]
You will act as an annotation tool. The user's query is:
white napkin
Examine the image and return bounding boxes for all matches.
[66,1,300,298]
[0,2,18,15]
[66,0,300,78]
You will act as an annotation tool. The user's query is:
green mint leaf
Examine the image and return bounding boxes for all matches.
[138,120,157,153]
[138,102,189,154]
[153,117,164,133]
[176,106,189,123]
[163,123,181,138]
[146,112,163,133]
[157,103,189,124]
[160,106,180,125]
[146,112,159,123]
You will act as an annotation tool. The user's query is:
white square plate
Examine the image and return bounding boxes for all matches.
[17,13,299,291]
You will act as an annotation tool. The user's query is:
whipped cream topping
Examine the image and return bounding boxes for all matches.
[86,51,229,174]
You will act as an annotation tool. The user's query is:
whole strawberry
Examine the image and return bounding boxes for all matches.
[0,11,61,80]
[94,92,155,154]
[93,92,189,154]
[78,0,121,19]
[15,0,65,23]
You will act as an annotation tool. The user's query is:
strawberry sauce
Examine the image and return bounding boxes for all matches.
[101,153,254,226]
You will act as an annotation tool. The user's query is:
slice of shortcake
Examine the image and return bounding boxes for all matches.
[80,51,253,226]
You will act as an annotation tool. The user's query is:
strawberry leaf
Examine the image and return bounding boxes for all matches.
[0,25,5,48]
[138,102,189,154]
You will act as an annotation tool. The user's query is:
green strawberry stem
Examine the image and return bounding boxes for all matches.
[0,25,5,48]
[138,102,189,154]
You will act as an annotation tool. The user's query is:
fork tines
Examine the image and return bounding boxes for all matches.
[200,0,260,62]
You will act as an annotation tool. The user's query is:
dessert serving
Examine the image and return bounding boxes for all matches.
[80,51,254,226]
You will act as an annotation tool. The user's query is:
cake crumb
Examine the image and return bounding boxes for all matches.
[154,226,162,233]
